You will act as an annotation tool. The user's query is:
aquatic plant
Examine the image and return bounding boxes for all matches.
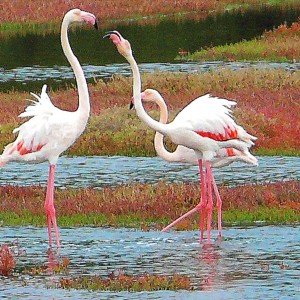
[0,244,16,276]
[59,271,191,291]
[180,19,300,62]
[23,257,70,276]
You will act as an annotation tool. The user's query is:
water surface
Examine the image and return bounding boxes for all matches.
[0,225,299,299]
[1,6,300,91]
[0,155,299,188]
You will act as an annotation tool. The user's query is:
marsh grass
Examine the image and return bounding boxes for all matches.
[181,19,300,62]
[1,0,296,31]
[0,180,299,229]
[1,68,299,156]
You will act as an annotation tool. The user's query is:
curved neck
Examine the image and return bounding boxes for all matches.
[61,18,90,117]
[127,55,167,134]
[154,98,178,161]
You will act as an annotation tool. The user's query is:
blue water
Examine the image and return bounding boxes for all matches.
[1,61,299,85]
[0,155,299,188]
[0,226,299,299]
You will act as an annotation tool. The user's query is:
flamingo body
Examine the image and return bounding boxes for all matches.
[105,31,257,241]
[0,9,98,247]
[1,85,86,166]
[141,89,257,167]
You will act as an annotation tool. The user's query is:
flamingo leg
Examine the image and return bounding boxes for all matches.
[161,160,207,237]
[211,175,222,238]
[205,161,213,243]
[199,160,207,241]
[44,164,60,248]
[161,206,201,232]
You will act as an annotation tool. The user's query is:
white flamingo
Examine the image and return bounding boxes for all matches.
[140,88,257,237]
[104,31,257,242]
[0,9,98,248]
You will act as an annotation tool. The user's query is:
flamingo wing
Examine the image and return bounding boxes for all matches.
[1,85,76,164]
[173,94,240,142]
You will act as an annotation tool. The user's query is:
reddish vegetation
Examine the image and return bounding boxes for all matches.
[186,19,300,62]
[1,181,299,227]
[0,244,16,276]
[0,0,270,24]
[0,69,299,156]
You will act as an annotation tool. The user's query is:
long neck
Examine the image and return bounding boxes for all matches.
[127,55,167,134]
[153,97,177,161]
[61,18,90,117]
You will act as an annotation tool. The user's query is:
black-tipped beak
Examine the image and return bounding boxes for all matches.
[94,20,98,30]
[129,101,134,110]
[103,32,111,39]
[103,30,121,39]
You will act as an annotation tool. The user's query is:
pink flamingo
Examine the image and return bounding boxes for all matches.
[0,9,98,248]
[104,31,257,242]
[140,89,257,238]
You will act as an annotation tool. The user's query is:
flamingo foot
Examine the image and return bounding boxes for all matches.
[45,204,60,248]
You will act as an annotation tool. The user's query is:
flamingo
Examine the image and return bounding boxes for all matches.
[0,9,98,248]
[140,89,257,237]
[104,31,257,241]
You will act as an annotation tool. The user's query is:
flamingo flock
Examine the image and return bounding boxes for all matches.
[0,10,257,248]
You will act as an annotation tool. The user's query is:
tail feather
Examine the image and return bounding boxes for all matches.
[19,85,55,118]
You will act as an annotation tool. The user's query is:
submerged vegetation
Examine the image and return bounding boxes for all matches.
[0,180,299,228]
[180,19,300,62]
[60,272,191,291]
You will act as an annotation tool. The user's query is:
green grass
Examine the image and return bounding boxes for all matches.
[222,207,300,226]
[2,207,299,229]
[179,19,300,62]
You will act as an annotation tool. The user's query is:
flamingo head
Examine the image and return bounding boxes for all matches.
[103,31,132,59]
[129,89,162,109]
[65,8,98,29]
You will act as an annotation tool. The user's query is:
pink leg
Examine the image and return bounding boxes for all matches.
[205,162,213,243]
[44,164,60,248]
[199,160,207,241]
[161,206,201,232]
[161,160,207,236]
[211,175,222,238]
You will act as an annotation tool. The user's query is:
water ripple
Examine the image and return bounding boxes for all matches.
[0,155,299,188]
[0,226,299,299]
[1,61,300,84]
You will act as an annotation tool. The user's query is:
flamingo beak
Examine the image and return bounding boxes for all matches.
[94,20,98,30]
[103,31,121,40]
[129,98,134,110]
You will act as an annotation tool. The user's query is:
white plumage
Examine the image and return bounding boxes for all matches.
[0,9,98,248]
[141,88,257,167]
[106,30,258,242]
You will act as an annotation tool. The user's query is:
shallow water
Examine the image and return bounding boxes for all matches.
[0,155,299,188]
[0,226,299,299]
[1,60,300,94]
